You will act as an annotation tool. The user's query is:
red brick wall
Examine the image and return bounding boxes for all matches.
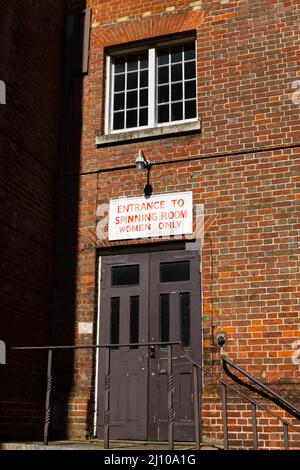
[0,0,66,440]
[55,0,300,446]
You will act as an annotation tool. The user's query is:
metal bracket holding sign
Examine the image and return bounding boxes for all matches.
[0,340,6,365]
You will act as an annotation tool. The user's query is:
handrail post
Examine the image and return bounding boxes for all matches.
[221,383,229,450]
[43,349,53,445]
[199,361,203,446]
[104,347,111,449]
[193,365,200,450]
[168,344,174,450]
[283,423,289,450]
[251,403,258,450]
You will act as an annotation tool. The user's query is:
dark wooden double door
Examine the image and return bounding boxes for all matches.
[97,249,201,441]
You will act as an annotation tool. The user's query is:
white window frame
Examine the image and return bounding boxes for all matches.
[104,37,198,135]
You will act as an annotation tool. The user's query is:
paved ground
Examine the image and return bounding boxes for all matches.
[0,439,221,451]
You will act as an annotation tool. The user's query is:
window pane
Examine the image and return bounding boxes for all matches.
[157,47,169,66]
[130,296,139,349]
[127,72,138,90]
[171,64,182,82]
[160,294,169,344]
[140,89,148,106]
[184,61,196,80]
[171,101,183,121]
[185,99,197,119]
[140,70,148,88]
[139,108,148,126]
[110,297,120,348]
[170,45,182,63]
[127,54,139,71]
[184,43,195,61]
[111,42,196,130]
[185,80,196,100]
[126,109,138,128]
[158,104,169,123]
[114,74,125,92]
[171,83,183,102]
[112,265,139,286]
[114,93,125,111]
[114,57,125,74]
[180,293,190,348]
[158,66,169,84]
[113,112,124,130]
[158,85,169,104]
[127,90,137,109]
[160,260,190,282]
[140,52,148,70]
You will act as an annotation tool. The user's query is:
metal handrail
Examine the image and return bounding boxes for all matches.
[9,342,182,449]
[176,345,300,450]
[7,341,300,450]
[9,341,180,350]
[221,355,300,418]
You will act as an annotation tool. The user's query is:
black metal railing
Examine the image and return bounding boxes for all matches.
[222,355,300,419]
[8,342,300,450]
[180,346,300,450]
[10,342,194,450]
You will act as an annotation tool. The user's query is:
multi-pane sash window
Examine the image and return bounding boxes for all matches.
[107,40,197,133]
[157,43,196,124]
[112,52,149,131]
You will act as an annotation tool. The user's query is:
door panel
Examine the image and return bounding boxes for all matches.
[97,249,201,441]
[148,250,201,441]
[97,253,149,440]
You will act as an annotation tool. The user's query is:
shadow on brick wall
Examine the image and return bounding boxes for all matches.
[0,0,67,442]
[50,0,88,441]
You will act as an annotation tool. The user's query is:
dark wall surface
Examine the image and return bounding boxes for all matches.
[0,0,66,440]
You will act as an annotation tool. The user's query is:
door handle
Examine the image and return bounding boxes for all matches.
[149,345,156,359]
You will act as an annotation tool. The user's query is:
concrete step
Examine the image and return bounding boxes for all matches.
[0,440,222,451]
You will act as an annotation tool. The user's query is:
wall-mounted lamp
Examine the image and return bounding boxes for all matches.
[217,333,226,348]
[135,150,153,197]
[135,150,151,170]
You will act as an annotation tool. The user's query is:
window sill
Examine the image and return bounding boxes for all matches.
[95,120,201,147]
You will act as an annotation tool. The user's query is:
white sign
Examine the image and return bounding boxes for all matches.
[108,192,193,241]
[78,322,93,335]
